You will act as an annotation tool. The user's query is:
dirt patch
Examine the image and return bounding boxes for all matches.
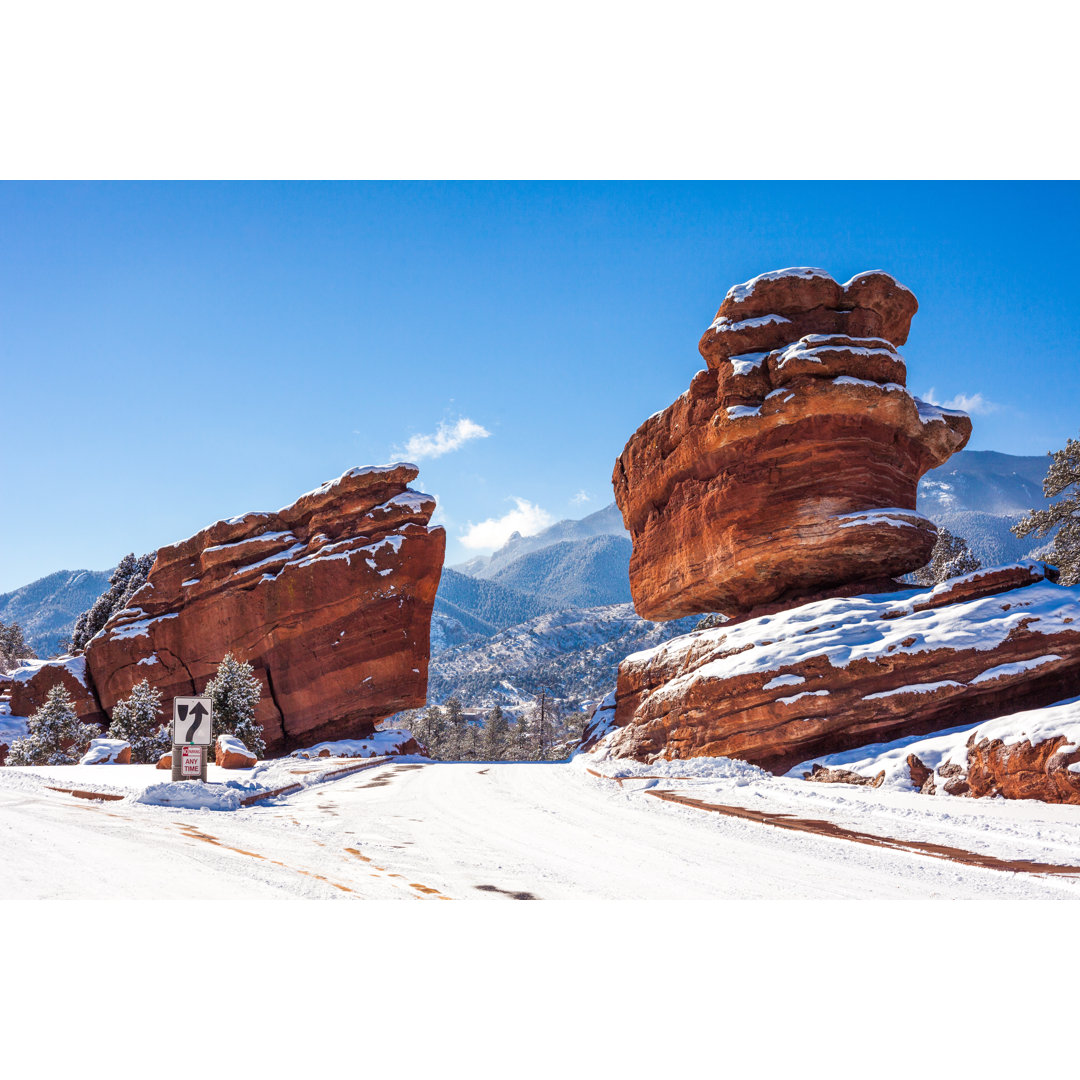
[646,789,1080,877]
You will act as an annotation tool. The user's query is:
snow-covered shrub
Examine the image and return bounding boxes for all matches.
[5,684,100,766]
[107,678,170,763]
[205,653,265,759]
[70,552,155,651]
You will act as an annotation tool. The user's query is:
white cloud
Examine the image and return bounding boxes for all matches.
[571,490,591,505]
[458,498,555,551]
[395,417,490,462]
[922,388,999,416]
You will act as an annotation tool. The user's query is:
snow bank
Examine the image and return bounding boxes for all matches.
[1,715,28,746]
[134,781,248,811]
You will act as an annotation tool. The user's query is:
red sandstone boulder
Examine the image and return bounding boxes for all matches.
[215,734,257,769]
[600,572,1080,774]
[615,268,969,621]
[19,465,444,757]
[156,751,172,770]
[9,657,107,729]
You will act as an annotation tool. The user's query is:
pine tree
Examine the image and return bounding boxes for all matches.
[411,704,447,757]
[913,526,981,587]
[6,685,100,766]
[0,620,36,674]
[442,697,468,760]
[1013,436,1080,585]
[481,705,510,760]
[71,552,155,651]
[205,653,265,759]
[107,679,170,763]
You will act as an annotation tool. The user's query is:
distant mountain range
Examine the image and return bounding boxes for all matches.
[0,568,112,658]
[3,450,1061,716]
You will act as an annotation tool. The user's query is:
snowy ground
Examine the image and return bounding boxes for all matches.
[3,750,1079,899]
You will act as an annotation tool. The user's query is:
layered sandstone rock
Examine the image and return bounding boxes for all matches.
[602,565,1080,774]
[14,465,444,757]
[9,657,107,729]
[613,267,971,620]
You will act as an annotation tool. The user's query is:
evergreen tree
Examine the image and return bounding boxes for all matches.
[205,653,265,758]
[442,697,469,760]
[107,679,170,763]
[913,526,981,587]
[6,685,100,766]
[71,552,155,651]
[1013,436,1080,585]
[0,620,36,674]
[410,704,447,757]
[481,705,510,760]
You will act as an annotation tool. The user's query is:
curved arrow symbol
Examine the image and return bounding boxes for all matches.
[186,702,208,743]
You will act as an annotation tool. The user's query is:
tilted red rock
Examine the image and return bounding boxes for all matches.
[12,465,444,757]
[603,565,1080,774]
[613,267,971,620]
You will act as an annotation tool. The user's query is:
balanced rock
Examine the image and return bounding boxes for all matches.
[16,464,445,757]
[613,267,971,620]
[602,566,1080,774]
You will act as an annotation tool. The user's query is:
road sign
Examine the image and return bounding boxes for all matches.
[180,745,203,777]
[173,696,213,745]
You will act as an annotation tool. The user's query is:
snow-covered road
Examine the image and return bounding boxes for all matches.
[3,758,1080,899]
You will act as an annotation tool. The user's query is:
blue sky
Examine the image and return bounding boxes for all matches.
[2,181,1078,593]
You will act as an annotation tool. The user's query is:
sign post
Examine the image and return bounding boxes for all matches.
[171,696,213,782]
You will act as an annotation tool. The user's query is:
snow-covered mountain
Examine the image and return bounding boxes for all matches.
[451,501,627,578]
[917,450,1056,568]
[918,450,1054,517]
[0,569,112,657]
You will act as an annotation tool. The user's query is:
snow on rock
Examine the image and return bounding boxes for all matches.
[9,654,106,728]
[290,728,425,760]
[215,734,257,769]
[79,738,132,765]
[615,267,969,620]
[604,574,1080,774]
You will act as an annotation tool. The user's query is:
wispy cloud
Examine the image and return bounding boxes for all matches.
[571,489,591,505]
[923,388,999,416]
[395,417,490,462]
[458,498,554,551]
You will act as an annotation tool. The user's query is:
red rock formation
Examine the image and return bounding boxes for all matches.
[613,267,971,620]
[964,733,1080,804]
[9,657,107,729]
[156,751,171,770]
[603,569,1080,773]
[15,465,444,757]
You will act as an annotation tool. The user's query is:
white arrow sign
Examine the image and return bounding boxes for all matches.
[173,696,213,745]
